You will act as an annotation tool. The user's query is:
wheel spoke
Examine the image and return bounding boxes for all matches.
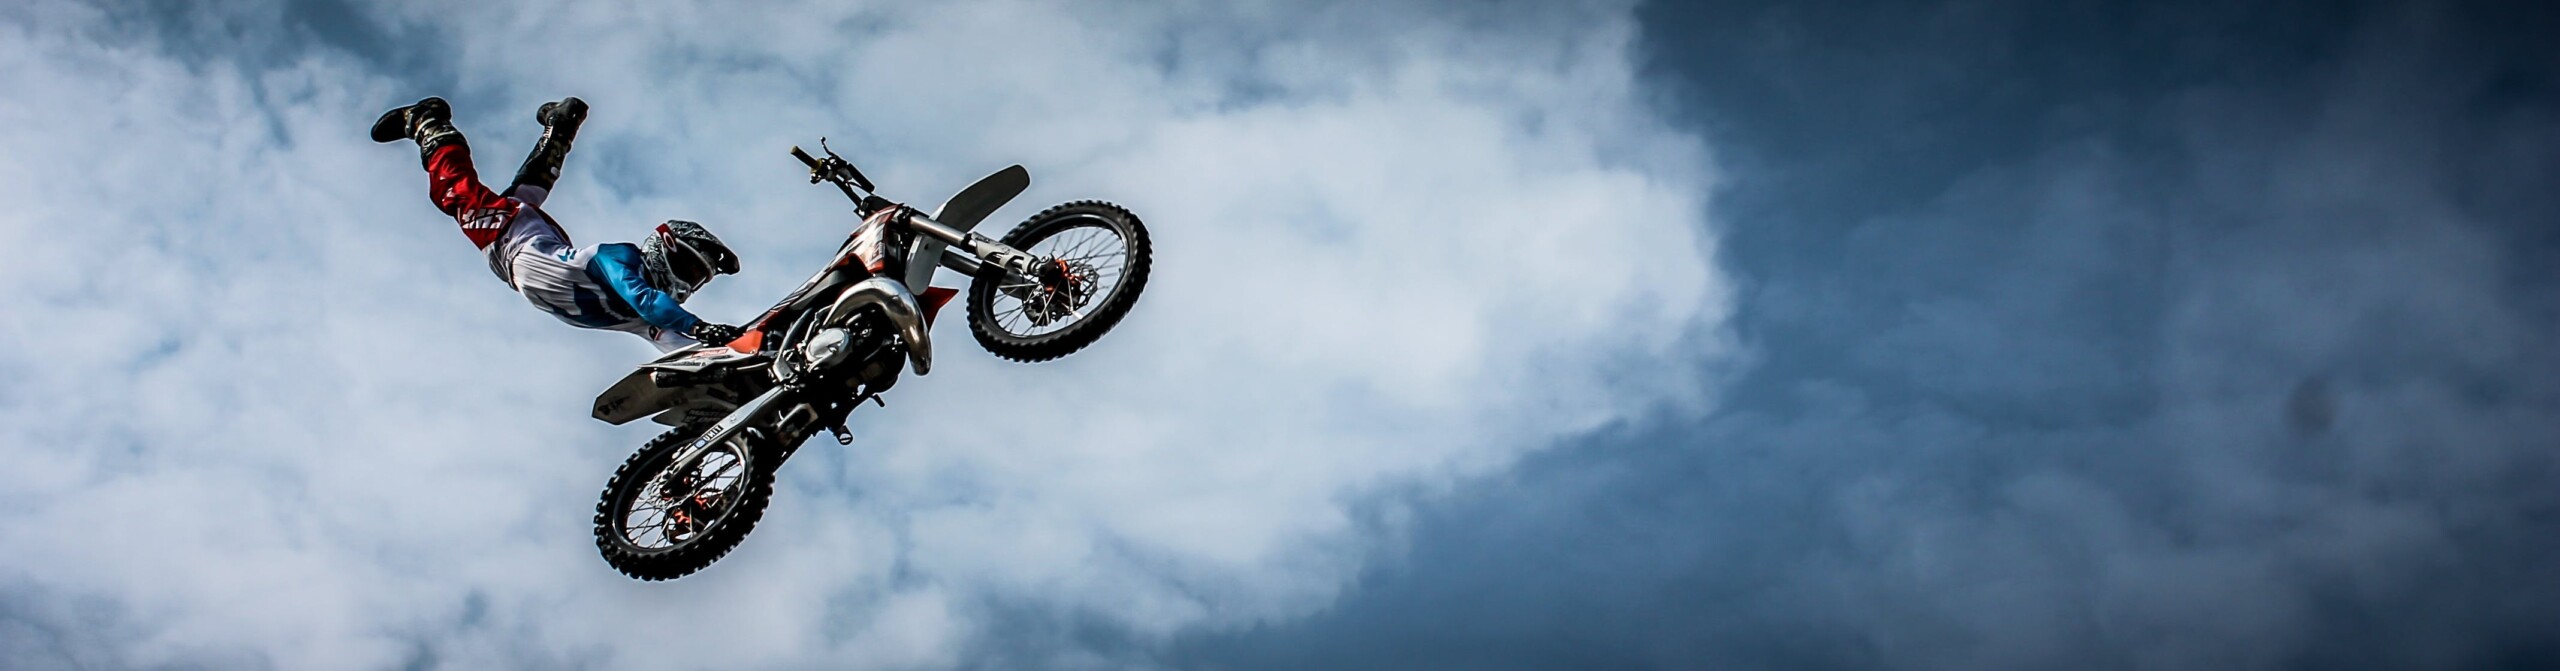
[627,511,668,541]
[1060,228,1111,261]
[1038,226,1096,261]
[1062,229,1105,260]
[624,516,663,546]
[1058,246,1124,263]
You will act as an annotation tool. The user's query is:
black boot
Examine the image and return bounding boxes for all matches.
[510,97,588,193]
[369,97,462,164]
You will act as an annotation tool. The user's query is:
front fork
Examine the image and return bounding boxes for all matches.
[907,211,1040,279]
[652,384,792,493]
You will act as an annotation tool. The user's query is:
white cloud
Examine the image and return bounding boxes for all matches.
[0,0,1726,667]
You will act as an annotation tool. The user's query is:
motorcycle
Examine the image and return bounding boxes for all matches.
[587,140,1151,580]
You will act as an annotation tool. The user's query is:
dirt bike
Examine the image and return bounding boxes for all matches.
[587,140,1151,580]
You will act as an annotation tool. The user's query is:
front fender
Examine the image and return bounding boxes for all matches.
[906,164,1029,290]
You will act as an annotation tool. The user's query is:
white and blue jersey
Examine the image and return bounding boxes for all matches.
[487,207,705,352]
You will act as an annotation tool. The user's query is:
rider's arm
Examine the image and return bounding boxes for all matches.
[587,243,704,336]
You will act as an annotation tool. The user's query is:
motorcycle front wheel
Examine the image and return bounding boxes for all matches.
[593,424,777,580]
[966,200,1153,362]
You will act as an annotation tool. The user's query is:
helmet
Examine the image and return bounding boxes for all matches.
[641,220,739,301]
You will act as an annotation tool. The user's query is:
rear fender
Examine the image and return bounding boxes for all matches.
[592,345,767,424]
[650,396,740,427]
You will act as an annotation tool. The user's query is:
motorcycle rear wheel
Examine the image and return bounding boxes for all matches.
[966,200,1153,362]
[593,424,777,580]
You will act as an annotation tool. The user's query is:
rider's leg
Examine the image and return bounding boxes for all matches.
[506,97,588,207]
[374,97,521,251]
[422,143,520,251]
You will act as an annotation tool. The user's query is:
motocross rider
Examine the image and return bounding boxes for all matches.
[371,96,744,352]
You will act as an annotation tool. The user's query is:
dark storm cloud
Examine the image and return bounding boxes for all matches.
[1170,1,2560,669]
[15,0,453,84]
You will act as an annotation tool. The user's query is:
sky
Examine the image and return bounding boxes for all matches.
[0,0,2552,670]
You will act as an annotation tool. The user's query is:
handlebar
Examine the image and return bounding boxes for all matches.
[792,142,890,216]
[790,141,876,192]
[789,139,1043,280]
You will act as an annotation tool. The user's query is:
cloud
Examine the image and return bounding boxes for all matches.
[1170,1,2560,669]
[0,0,1725,668]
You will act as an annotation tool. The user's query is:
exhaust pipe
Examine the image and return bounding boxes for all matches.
[821,277,934,375]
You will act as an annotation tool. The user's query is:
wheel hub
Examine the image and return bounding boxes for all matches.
[626,448,745,550]
[1024,258,1097,326]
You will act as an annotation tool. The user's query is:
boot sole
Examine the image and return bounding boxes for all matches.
[537,97,589,128]
[370,97,450,143]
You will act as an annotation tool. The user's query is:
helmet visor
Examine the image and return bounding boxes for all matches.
[657,225,718,293]
[668,240,715,288]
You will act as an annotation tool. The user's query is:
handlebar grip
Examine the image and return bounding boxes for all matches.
[791,146,821,169]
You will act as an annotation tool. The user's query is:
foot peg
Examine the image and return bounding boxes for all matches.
[827,424,854,445]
